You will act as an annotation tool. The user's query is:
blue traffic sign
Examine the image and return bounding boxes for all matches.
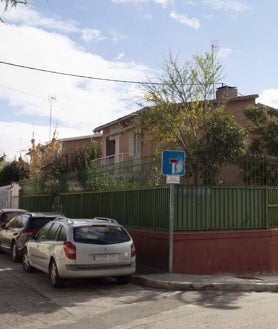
[162,150,185,176]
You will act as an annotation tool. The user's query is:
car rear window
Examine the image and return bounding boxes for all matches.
[73,225,131,245]
[28,217,56,230]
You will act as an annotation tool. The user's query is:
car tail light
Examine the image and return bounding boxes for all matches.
[63,241,76,260]
[131,243,136,257]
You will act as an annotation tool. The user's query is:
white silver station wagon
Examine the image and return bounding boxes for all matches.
[22,217,136,288]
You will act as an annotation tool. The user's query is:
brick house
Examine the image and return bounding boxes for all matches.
[92,86,277,184]
[57,134,102,170]
[94,86,255,162]
[92,112,144,166]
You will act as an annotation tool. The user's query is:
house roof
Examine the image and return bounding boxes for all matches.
[93,109,143,132]
[93,95,262,132]
[58,133,102,143]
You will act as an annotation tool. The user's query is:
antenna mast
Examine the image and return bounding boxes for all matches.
[48,94,57,141]
[211,41,219,98]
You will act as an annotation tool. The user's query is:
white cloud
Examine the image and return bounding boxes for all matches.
[112,0,171,8]
[203,0,252,12]
[81,28,104,42]
[1,4,105,43]
[114,52,126,61]
[0,122,82,162]
[170,10,200,30]
[1,5,79,33]
[217,47,232,58]
[0,7,150,160]
[110,30,127,43]
[258,89,278,109]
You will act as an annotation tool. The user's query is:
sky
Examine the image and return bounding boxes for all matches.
[0,0,278,161]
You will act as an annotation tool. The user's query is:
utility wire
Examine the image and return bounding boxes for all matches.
[0,83,45,99]
[0,60,153,84]
[0,60,224,86]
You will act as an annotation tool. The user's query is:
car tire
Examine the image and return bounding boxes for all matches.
[12,242,20,262]
[22,248,35,273]
[49,260,64,288]
[116,275,131,284]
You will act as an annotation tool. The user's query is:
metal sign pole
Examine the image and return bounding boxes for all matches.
[162,150,185,274]
[169,183,174,273]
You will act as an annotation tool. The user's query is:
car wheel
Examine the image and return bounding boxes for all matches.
[116,275,131,284]
[12,242,20,262]
[22,249,34,273]
[49,260,64,288]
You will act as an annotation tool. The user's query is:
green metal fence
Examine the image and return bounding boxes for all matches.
[21,186,170,230]
[20,185,278,231]
[175,186,269,230]
[268,187,278,227]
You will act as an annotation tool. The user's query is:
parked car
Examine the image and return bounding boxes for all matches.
[0,212,64,262]
[22,217,136,288]
[0,208,27,226]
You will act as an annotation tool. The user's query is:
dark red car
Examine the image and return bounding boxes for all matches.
[0,208,27,226]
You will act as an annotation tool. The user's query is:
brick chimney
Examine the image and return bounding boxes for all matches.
[216,86,238,99]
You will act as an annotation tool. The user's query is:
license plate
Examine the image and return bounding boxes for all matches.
[91,254,119,262]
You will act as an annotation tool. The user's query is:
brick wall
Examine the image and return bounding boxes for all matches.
[61,135,102,169]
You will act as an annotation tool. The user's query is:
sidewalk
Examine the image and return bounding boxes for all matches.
[131,264,278,292]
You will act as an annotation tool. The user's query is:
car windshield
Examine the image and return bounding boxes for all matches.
[73,225,130,245]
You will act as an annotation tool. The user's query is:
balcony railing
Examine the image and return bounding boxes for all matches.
[91,153,134,166]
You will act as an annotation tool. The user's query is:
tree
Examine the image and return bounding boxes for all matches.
[244,104,278,157]
[28,135,42,179]
[240,104,278,186]
[1,0,27,10]
[1,0,27,22]
[0,153,7,171]
[29,130,66,195]
[0,157,29,186]
[68,141,102,171]
[196,109,246,184]
[138,52,246,184]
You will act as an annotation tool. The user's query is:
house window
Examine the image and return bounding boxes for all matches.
[129,132,141,156]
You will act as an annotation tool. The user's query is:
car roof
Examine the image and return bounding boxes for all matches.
[56,217,119,227]
[0,208,27,214]
[23,212,65,218]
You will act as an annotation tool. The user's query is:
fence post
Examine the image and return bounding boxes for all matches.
[265,187,269,228]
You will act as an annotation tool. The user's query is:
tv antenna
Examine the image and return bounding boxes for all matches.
[48,94,57,141]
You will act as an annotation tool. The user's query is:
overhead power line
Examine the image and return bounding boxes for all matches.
[0,60,224,87]
[0,60,152,85]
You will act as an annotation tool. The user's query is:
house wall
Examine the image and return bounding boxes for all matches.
[101,124,128,158]
[129,229,278,274]
[141,134,159,158]
[223,95,257,127]
[121,129,131,155]
[61,136,102,154]
[61,135,102,169]
[99,95,258,161]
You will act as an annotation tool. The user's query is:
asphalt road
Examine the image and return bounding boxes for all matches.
[1,253,278,329]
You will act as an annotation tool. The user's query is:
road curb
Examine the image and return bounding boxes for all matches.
[131,275,278,292]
